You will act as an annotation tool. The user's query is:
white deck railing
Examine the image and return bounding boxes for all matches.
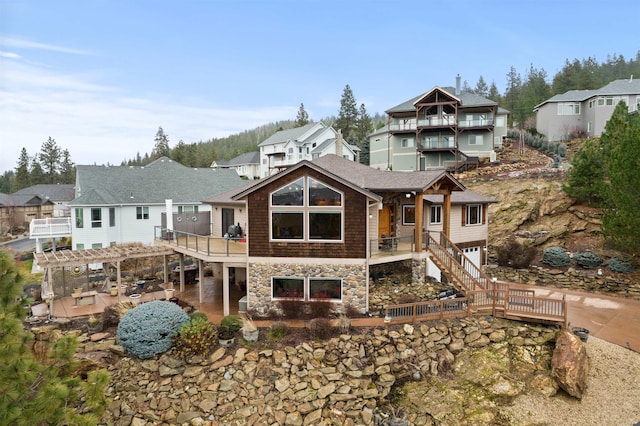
[29,217,73,238]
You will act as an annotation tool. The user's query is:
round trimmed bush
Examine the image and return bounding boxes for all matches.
[541,247,571,267]
[117,300,190,359]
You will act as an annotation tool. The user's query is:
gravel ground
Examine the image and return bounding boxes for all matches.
[504,337,640,425]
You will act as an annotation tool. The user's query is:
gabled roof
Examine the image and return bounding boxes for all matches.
[228,151,259,165]
[0,193,54,207]
[534,78,640,109]
[13,184,75,202]
[228,155,494,206]
[258,122,322,147]
[70,156,244,206]
[386,86,498,114]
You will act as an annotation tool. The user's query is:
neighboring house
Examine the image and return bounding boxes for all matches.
[534,76,640,141]
[369,76,508,172]
[69,157,244,250]
[258,122,359,178]
[201,154,495,316]
[0,192,54,234]
[210,151,260,180]
[13,184,75,218]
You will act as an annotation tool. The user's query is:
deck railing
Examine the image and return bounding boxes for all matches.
[30,217,73,238]
[154,226,246,257]
[369,235,414,257]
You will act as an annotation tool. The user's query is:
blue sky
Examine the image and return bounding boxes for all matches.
[1,0,639,174]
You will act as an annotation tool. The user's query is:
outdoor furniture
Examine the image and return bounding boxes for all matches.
[72,290,98,306]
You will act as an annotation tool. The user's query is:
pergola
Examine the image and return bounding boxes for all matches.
[34,244,176,302]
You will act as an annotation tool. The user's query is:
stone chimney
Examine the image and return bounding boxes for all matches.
[336,129,344,158]
[456,74,461,95]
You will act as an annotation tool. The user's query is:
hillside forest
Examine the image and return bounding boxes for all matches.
[1,52,639,193]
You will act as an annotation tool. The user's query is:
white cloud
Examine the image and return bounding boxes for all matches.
[0,36,91,55]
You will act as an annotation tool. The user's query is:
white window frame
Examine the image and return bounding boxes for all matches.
[136,206,149,220]
[469,134,483,145]
[91,208,102,228]
[430,205,442,224]
[465,204,483,226]
[401,138,414,148]
[271,276,343,302]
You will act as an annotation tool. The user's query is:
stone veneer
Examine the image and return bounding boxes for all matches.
[247,261,368,315]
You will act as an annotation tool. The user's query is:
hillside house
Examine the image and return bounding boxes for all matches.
[211,151,261,180]
[535,77,640,141]
[369,76,509,172]
[258,122,359,178]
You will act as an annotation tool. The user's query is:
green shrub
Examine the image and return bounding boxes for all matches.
[541,247,571,267]
[219,315,243,334]
[268,321,289,340]
[497,238,537,269]
[189,311,209,323]
[573,251,603,269]
[117,301,190,359]
[173,318,217,360]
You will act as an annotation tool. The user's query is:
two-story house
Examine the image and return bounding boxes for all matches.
[211,152,261,180]
[369,76,509,172]
[258,122,359,178]
[534,76,640,141]
[192,154,495,316]
[0,192,54,234]
[69,157,244,250]
[13,184,75,218]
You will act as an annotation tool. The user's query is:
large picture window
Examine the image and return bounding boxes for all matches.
[272,276,342,301]
[271,176,343,241]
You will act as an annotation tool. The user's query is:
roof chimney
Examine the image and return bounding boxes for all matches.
[456,74,461,95]
[336,129,344,158]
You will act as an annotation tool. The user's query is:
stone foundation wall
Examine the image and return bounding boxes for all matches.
[248,261,368,315]
[486,265,640,300]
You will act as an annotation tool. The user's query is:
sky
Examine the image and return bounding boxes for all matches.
[1,0,639,175]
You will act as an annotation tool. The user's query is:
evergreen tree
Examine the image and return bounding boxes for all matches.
[39,137,61,183]
[562,138,604,205]
[474,75,489,97]
[59,149,75,184]
[504,66,522,127]
[334,84,358,141]
[602,103,640,254]
[0,170,14,193]
[152,126,171,160]
[487,81,501,103]
[29,155,44,185]
[354,103,373,145]
[14,148,31,191]
[295,103,310,127]
[0,249,110,424]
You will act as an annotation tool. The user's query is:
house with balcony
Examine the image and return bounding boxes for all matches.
[68,157,244,250]
[183,154,496,316]
[258,122,359,178]
[369,78,508,172]
[211,151,260,180]
[534,76,640,141]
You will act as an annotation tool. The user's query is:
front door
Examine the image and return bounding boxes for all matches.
[378,204,394,238]
[222,208,234,236]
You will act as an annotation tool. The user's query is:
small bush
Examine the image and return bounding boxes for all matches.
[307,301,334,318]
[117,301,190,359]
[189,311,209,323]
[309,318,334,340]
[541,247,571,267]
[268,321,288,340]
[573,251,604,269]
[608,257,635,274]
[497,238,537,269]
[219,315,243,334]
[343,303,361,318]
[278,299,306,319]
[173,317,217,360]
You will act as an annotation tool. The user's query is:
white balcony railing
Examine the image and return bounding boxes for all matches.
[29,217,73,238]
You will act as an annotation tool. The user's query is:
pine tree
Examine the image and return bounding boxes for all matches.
[59,149,75,184]
[0,249,110,425]
[295,103,310,127]
[152,126,171,160]
[474,75,489,97]
[39,136,61,183]
[487,81,501,103]
[601,102,640,253]
[562,138,604,205]
[29,155,44,185]
[14,148,31,191]
[334,84,358,141]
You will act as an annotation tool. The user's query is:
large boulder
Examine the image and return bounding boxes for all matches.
[551,330,589,399]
